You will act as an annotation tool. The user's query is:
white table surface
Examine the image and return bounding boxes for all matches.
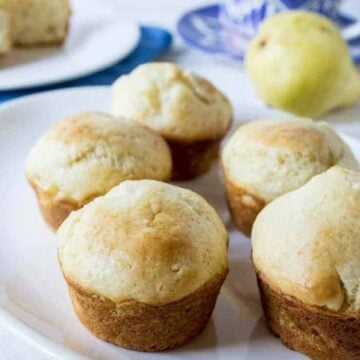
[0,0,360,358]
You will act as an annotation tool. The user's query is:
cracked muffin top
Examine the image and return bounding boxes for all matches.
[25,112,172,204]
[222,118,359,202]
[57,180,229,305]
[111,62,233,143]
[253,166,360,313]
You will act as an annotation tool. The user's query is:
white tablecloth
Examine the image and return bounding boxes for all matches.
[1,0,359,358]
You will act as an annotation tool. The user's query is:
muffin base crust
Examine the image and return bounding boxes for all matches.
[256,271,360,360]
[168,139,220,181]
[66,271,227,352]
[28,180,84,231]
[15,35,68,48]
[223,172,266,236]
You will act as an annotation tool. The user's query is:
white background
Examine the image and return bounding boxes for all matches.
[0,0,360,358]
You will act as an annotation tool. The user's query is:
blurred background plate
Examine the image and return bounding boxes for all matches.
[177,4,360,63]
[0,0,140,91]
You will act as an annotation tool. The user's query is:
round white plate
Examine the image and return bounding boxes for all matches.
[0,86,359,360]
[0,0,140,91]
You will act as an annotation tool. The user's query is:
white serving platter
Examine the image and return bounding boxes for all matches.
[0,86,359,359]
[0,0,140,91]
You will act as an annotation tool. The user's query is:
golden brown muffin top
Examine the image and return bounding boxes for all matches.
[26,112,172,203]
[253,166,360,313]
[222,118,358,202]
[111,62,233,142]
[57,180,228,305]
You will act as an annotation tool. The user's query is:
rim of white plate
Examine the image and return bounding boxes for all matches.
[0,86,109,109]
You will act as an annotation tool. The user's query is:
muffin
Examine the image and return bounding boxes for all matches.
[0,9,10,54]
[111,62,233,180]
[25,112,172,230]
[57,180,229,351]
[221,118,359,236]
[0,0,71,47]
[252,166,360,360]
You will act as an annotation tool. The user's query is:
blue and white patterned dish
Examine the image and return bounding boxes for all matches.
[177,3,360,63]
[219,0,342,39]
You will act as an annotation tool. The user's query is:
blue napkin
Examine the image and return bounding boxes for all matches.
[0,26,172,104]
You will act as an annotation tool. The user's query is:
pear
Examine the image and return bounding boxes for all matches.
[245,11,360,117]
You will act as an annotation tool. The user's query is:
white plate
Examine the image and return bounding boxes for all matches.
[0,0,140,91]
[0,86,359,360]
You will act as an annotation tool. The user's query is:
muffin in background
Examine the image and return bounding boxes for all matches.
[221,118,359,236]
[26,112,172,230]
[58,180,228,351]
[111,62,233,180]
[0,9,10,54]
[252,166,360,360]
[0,0,71,47]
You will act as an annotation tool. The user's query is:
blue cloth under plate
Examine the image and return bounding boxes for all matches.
[0,26,172,104]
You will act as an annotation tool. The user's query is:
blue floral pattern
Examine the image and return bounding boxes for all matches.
[219,0,342,39]
[177,3,360,63]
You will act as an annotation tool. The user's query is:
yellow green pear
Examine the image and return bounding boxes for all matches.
[245,11,360,117]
